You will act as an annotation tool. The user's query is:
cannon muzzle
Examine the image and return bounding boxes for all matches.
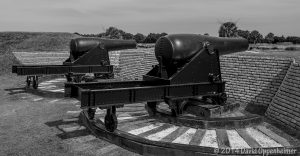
[70,37,137,60]
[155,34,248,66]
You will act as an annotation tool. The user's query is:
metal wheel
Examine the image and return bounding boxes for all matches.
[74,75,82,83]
[104,111,118,132]
[145,102,157,116]
[32,76,38,89]
[219,93,227,105]
[87,108,96,120]
[66,74,72,82]
[26,76,31,87]
[211,93,227,105]
[166,99,187,117]
[107,73,114,79]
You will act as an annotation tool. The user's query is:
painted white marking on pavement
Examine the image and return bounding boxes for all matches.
[33,98,44,102]
[246,127,283,147]
[199,130,218,148]
[54,78,66,81]
[62,125,86,132]
[39,82,53,85]
[48,89,64,92]
[145,126,179,141]
[128,123,164,135]
[117,116,136,121]
[95,108,104,114]
[227,130,251,149]
[47,79,65,83]
[49,99,60,103]
[38,84,55,87]
[117,113,131,117]
[172,128,197,144]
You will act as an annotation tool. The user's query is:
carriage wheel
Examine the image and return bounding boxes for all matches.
[66,74,72,82]
[87,108,96,120]
[26,76,31,87]
[74,75,82,83]
[145,102,157,116]
[211,93,227,105]
[104,107,118,132]
[165,99,187,117]
[32,76,39,89]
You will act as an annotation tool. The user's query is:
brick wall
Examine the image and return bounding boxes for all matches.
[265,63,300,131]
[112,49,292,107]
[220,56,292,107]
[110,48,156,80]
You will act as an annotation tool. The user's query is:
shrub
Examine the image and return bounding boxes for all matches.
[285,47,297,51]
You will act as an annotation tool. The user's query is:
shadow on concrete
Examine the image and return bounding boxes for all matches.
[4,86,65,98]
[4,87,27,95]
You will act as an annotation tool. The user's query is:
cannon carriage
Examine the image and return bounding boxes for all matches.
[12,38,136,89]
[67,34,249,132]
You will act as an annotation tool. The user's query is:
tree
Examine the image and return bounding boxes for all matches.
[123,33,134,40]
[286,36,300,44]
[133,33,145,43]
[144,33,168,43]
[273,35,286,43]
[104,27,124,39]
[265,32,275,43]
[248,30,263,44]
[237,29,250,40]
[218,22,238,37]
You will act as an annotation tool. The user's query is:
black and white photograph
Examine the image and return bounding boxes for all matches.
[0,0,299,155]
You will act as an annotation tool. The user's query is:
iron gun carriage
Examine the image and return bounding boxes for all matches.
[12,38,136,89]
[68,34,249,132]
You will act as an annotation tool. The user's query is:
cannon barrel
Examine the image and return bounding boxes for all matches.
[155,34,248,65]
[70,37,137,59]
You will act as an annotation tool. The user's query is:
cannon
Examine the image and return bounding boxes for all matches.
[68,34,248,132]
[12,38,137,89]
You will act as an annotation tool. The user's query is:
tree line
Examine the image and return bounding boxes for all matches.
[218,22,300,44]
[74,24,300,44]
[74,27,167,43]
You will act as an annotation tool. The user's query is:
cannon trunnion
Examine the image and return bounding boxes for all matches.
[68,34,249,132]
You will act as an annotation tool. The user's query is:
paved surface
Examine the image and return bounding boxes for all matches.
[1,76,299,156]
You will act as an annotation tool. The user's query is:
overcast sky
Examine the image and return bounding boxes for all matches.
[1,0,299,36]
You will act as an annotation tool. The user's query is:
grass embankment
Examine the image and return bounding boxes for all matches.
[250,43,300,51]
[0,32,80,75]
